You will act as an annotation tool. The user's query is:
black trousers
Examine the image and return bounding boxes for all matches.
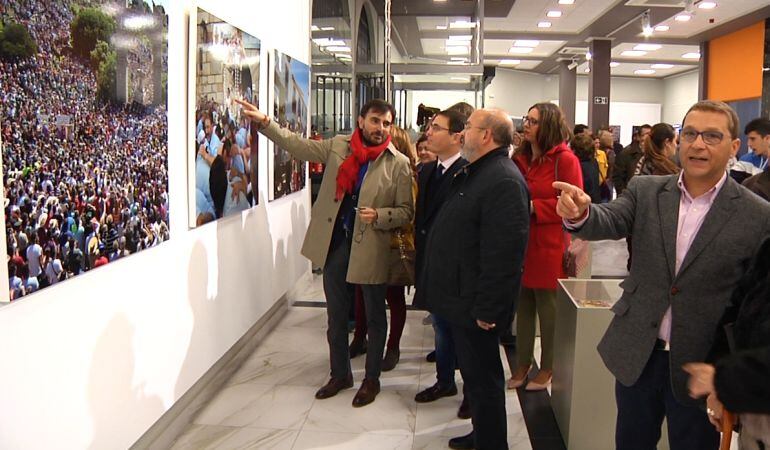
[451,323,508,450]
[615,349,720,450]
[322,239,387,380]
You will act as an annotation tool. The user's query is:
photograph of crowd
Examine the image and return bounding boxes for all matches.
[0,0,169,302]
[271,50,309,200]
[192,8,261,226]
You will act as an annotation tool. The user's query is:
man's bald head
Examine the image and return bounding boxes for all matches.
[462,108,514,162]
[477,109,514,149]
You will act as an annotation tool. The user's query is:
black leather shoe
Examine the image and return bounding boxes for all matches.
[426,350,436,362]
[414,383,458,403]
[349,339,367,358]
[381,348,400,372]
[315,375,354,399]
[448,431,475,450]
[352,378,380,407]
[457,396,471,419]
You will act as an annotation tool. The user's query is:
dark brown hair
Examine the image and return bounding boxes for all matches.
[641,123,680,175]
[571,134,596,161]
[518,103,571,160]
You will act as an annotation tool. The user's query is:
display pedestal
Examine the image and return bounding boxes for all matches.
[552,279,669,450]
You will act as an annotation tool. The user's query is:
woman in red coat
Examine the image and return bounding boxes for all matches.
[509,103,583,390]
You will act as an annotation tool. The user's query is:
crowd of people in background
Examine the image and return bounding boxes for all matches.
[1,0,169,300]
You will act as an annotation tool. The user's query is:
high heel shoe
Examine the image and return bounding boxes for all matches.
[525,369,552,391]
[506,365,531,389]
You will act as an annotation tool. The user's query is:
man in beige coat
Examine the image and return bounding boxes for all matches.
[237,98,414,407]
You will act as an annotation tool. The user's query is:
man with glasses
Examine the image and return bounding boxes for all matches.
[236,98,414,408]
[420,109,529,450]
[554,100,770,450]
[412,108,469,416]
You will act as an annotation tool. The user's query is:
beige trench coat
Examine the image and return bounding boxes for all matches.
[262,121,414,284]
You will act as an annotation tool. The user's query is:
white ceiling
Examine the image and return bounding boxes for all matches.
[483,39,569,57]
[485,0,618,33]
[482,59,544,70]
[644,0,770,38]
[577,61,697,77]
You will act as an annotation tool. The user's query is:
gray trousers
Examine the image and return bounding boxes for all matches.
[323,239,387,380]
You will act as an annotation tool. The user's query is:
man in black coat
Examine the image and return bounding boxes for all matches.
[420,109,530,450]
[412,108,469,412]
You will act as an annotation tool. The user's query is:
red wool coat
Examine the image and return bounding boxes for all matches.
[513,143,583,290]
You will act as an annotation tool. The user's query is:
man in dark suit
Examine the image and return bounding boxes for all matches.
[412,109,468,413]
[421,109,530,450]
[555,100,770,450]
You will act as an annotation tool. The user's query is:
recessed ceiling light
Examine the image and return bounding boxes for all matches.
[311,25,320,31]
[499,59,521,65]
[682,52,701,59]
[509,47,534,54]
[634,44,662,51]
[448,35,473,41]
[634,69,656,75]
[547,10,562,18]
[584,68,590,73]
[621,50,647,57]
[514,40,539,47]
[675,14,691,22]
[651,63,674,69]
[538,21,552,28]
[447,46,470,55]
[321,26,335,31]
[558,0,575,4]
[326,46,350,52]
[313,38,346,47]
[610,62,620,67]
[655,25,670,32]
[451,77,469,81]
[698,1,717,9]
[436,25,448,30]
[450,20,476,29]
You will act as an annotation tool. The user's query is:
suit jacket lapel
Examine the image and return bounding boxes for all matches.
[423,158,465,224]
[658,176,680,280]
[417,161,437,223]
[676,178,739,278]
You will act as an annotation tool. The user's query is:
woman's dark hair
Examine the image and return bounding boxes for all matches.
[571,134,596,161]
[415,133,428,148]
[641,123,680,175]
[517,102,571,160]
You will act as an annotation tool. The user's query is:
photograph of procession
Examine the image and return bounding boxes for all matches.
[0,0,169,302]
[191,8,261,227]
[271,50,309,201]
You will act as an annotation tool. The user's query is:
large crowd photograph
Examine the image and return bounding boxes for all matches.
[0,0,169,302]
[191,8,261,227]
[270,50,309,201]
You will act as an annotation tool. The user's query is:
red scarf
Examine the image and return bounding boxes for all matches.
[335,128,391,200]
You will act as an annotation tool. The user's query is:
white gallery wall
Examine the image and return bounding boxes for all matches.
[0,1,311,449]
[662,70,699,126]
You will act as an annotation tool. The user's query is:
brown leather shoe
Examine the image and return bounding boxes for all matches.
[315,375,354,399]
[352,378,380,407]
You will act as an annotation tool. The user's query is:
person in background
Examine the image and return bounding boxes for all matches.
[632,123,681,178]
[738,119,769,171]
[741,118,770,200]
[574,124,592,138]
[415,133,436,172]
[571,134,602,204]
[509,102,582,391]
[597,128,616,201]
[613,124,652,195]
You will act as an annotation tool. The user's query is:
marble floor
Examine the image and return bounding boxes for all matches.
[170,305,542,450]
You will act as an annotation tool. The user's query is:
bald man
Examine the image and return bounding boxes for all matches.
[419,109,530,450]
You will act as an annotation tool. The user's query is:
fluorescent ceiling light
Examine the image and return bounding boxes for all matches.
[621,50,647,57]
[448,35,473,41]
[313,38,345,47]
[538,21,552,28]
[655,25,670,31]
[675,14,691,21]
[509,47,534,54]
[610,62,620,67]
[634,44,662,51]
[499,59,521,65]
[547,10,562,18]
[682,52,701,59]
[436,25,448,30]
[698,1,717,9]
[450,20,476,29]
[514,40,539,47]
[321,26,335,31]
[311,25,320,31]
[635,69,656,75]
[651,63,674,69]
[451,57,468,61]
[326,46,350,52]
[451,77,469,81]
[558,0,575,4]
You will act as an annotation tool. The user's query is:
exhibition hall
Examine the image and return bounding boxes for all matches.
[1,0,769,448]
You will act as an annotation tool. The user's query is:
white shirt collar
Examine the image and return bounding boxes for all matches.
[437,152,463,171]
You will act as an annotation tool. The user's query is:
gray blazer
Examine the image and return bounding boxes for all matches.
[571,174,770,405]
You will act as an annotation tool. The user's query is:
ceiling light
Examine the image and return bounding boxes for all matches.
[538,21,552,28]
[448,35,473,41]
[311,25,320,31]
[621,50,647,57]
[499,59,521,65]
[635,69,656,75]
[321,26,335,31]
[450,20,476,29]
[610,62,620,67]
[675,14,691,22]
[584,68,590,73]
[451,77,469,81]
[436,25,448,30]
[682,52,701,59]
[634,44,662,51]
[433,0,447,2]
[509,47,534,54]
[447,46,470,55]
[326,46,351,52]
[451,57,468,61]
[651,63,674,69]
[547,10,562,18]
[313,38,345,47]
[655,25,670,32]
[698,1,717,9]
[641,11,653,37]
[586,51,592,60]
[558,0,575,4]
[514,40,539,47]
[447,61,466,65]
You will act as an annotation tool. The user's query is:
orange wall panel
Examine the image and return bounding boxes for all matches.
[708,21,765,102]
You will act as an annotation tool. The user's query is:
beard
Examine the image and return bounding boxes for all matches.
[360,127,385,146]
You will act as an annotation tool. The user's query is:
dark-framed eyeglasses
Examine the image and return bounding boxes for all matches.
[680,128,725,145]
[522,116,539,126]
[429,123,455,134]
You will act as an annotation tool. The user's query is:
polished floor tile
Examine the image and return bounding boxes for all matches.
[170,424,298,450]
[292,430,413,450]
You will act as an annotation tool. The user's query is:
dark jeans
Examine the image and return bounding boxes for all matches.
[615,350,719,450]
[451,323,508,450]
[432,313,457,389]
[323,239,387,380]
